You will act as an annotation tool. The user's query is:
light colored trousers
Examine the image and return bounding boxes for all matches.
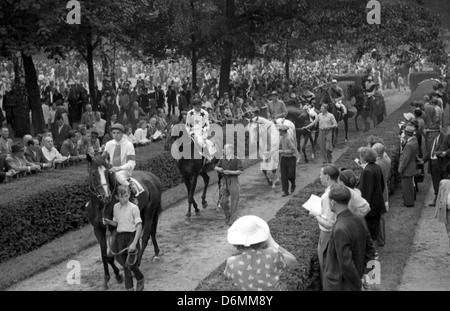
[116,170,132,186]
[318,229,331,287]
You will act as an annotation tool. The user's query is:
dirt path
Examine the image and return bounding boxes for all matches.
[7,90,410,291]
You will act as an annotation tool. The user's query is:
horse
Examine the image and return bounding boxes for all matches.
[167,123,219,224]
[347,84,373,132]
[246,116,281,188]
[86,154,162,290]
[285,106,316,163]
[315,83,351,146]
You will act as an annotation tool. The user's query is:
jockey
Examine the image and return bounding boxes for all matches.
[102,123,139,204]
[186,98,216,162]
[364,75,376,98]
[330,79,347,115]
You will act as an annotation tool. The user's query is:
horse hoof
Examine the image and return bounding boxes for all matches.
[185,217,192,225]
[195,210,201,216]
[202,202,208,209]
[311,154,315,159]
[345,139,348,143]
[272,184,276,189]
[152,256,161,263]
[115,273,123,284]
[102,283,109,291]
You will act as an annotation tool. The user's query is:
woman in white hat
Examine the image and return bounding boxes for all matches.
[224,215,296,291]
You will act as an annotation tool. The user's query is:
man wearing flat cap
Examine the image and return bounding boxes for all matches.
[279,124,297,197]
[266,91,287,121]
[102,123,139,204]
[398,125,419,207]
[6,143,41,175]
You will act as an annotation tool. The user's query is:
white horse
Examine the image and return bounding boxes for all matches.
[247,116,282,188]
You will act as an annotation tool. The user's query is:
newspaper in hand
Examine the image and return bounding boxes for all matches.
[302,194,322,215]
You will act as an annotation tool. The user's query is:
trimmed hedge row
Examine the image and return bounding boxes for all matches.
[409,71,440,92]
[196,89,424,291]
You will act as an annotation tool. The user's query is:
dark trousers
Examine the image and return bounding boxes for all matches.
[280,156,296,194]
[220,176,240,224]
[431,169,448,196]
[377,213,386,246]
[167,101,176,116]
[114,231,143,290]
[401,176,415,206]
[365,214,381,242]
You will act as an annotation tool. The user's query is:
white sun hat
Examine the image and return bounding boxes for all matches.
[227,215,270,247]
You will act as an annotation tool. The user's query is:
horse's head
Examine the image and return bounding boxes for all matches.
[87,153,114,205]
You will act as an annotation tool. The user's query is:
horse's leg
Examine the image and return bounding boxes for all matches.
[188,174,200,220]
[94,226,122,290]
[309,132,316,159]
[262,169,272,186]
[184,177,193,224]
[217,172,222,208]
[150,202,162,261]
[355,111,360,131]
[200,170,210,209]
[301,134,309,163]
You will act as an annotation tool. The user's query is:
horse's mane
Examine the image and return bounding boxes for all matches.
[90,155,110,168]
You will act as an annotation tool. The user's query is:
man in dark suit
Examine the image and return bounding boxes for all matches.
[0,154,16,183]
[128,101,146,133]
[398,126,420,208]
[422,129,450,206]
[324,184,376,291]
[24,138,51,169]
[51,115,72,151]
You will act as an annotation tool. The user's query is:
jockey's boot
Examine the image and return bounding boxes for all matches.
[129,182,139,206]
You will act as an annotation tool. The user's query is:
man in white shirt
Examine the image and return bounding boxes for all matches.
[92,111,106,140]
[310,165,339,288]
[41,136,69,164]
[102,123,139,204]
[186,98,216,162]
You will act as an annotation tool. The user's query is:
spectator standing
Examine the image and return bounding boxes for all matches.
[372,143,391,247]
[278,124,297,197]
[128,101,146,133]
[166,85,177,117]
[323,184,376,291]
[311,165,339,285]
[337,168,370,218]
[51,116,72,151]
[356,147,385,247]
[224,215,297,291]
[434,172,450,245]
[80,104,95,129]
[266,91,288,120]
[422,129,450,207]
[92,111,106,141]
[398,126,419,208]
[306,104,337,164]
[214,144,243,226]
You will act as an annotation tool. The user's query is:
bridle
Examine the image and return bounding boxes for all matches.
[88,166,116,205]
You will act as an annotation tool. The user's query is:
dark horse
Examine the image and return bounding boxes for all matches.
[167,124,219,224]
[315,84,351,146]
[286,106,316,163]
[86,154,162,290]
[347,84,373,132]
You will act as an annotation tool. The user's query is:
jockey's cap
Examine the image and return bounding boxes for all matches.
[193,98,202,106]
[110,123,125,133]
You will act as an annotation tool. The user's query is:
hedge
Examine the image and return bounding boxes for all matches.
[409,71,440,92]
[196,86,431,291]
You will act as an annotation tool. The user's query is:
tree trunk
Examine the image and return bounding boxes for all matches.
[11,51,30,137]
[100,36,117,93]
[22,53,44,135]
[285,56,290,82]
[192,50,198,92]
[218,0,235,97]
[86,42,96,110]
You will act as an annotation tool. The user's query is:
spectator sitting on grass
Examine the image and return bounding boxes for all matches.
[88,130,102,155]
[6,143,41,175]
[124,125,138,147]
[148,117,163,142]
[42,136,69,164]
[60,130,86,162]
[25,138,52,169]
[134,120,150,146]
[0,154,16,183]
